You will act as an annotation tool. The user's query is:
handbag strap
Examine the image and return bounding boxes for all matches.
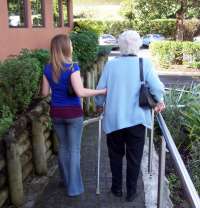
[139,58,144,83]
[68,63,74,72]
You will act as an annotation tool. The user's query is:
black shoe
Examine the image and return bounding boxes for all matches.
[126,192,137,202]
[111,188,123,197]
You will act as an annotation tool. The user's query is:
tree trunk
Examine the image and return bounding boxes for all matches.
[175,0,187,41]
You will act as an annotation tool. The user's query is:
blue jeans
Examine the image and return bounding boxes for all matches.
[53,116,84,196]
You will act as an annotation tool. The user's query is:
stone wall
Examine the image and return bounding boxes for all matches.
[0,100,53,207]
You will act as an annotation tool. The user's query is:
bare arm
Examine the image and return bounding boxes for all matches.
[41,75,50,97]
[71,71,106,97]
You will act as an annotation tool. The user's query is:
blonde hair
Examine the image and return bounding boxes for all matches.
[118,30,142,55]
[50,34,72,82]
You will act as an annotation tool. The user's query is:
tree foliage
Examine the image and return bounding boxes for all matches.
[120,0,200,20]
[120,0,200,40]
[119,0,135,21]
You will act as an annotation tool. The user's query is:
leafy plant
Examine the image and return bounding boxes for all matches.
[163,85,200,149]
[19,49,50,71]
[119,0,135,22]
[70,30,98,71]
[168,173,182,205]
[97,45,112,57]
[162,88,187,148]
[0,56,41,115]
[188,140,200,194]
[150,41,200,68]
[0,106,13,137]
[181,104,200,145]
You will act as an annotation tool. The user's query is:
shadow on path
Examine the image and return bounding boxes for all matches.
[34,123,145,208]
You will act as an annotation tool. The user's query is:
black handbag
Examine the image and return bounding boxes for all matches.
[67,64,77,97]
[139,58,157,108]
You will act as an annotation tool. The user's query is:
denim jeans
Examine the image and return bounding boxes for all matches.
[53,116,84,196]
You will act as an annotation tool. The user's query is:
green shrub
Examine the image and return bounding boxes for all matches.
[162,88,187,148]
[74,19,104,35]
[74,18,177,37]
[97,45,112,57]
[183,19,200,41]
[70,30,98,71]
[102,20,134,36]
[74,18,199,40]
[0,106,13,137]
[161,85,200,205]
[0,57,41,115]
[168,173,182,205]
[181,102,200,144]
[19,49,50,71]
[190,61,200,69]
[150,41,200,68]
[163,85,200,148]
[150,19,176,37]
[188,140,200,194]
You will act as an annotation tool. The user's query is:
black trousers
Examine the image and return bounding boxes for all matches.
[107,125,145,194]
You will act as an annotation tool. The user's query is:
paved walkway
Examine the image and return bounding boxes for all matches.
[34,123,145,208]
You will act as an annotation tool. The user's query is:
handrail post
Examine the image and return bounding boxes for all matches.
[148,110,154,175]
[157,136,166,208]
[96,115,102,195]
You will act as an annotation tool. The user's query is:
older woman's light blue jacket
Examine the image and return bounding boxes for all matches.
[95,56,165,134]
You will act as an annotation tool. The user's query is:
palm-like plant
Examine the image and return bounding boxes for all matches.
[163,84,200,149]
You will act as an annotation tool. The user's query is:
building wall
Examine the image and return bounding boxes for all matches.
[0,0,73,60]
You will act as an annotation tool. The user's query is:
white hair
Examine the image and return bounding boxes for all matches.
[118,30,142,55]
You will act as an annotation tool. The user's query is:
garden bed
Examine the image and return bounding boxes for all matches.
[154,86,200,207]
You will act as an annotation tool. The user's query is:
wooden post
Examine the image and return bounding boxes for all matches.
[0,189,8,207]
[4,132,24,207]
[93,64,98,84]
[91,70,96,112]
[31,119,47,175]
[86,71,91,114]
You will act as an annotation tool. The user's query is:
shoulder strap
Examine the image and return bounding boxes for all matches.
[139,58,144,82]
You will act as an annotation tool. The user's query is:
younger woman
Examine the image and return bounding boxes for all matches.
[41,34,106,197]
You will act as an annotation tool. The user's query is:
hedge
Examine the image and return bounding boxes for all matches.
[74,18,200,39]
[0,57,41,136]
[150,41,200,68]
[70,30,99,71]
[74,19,177,37]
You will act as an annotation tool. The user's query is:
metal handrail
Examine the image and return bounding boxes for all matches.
[156,112,200,208]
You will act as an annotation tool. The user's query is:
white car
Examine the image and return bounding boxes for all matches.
[99,34,119,49]
[193,36,200,42]
[9,15,20,27]
[142,34,165,47]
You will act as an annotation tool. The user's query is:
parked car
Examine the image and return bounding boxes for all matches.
[142,34,165,48]
[193,35,200,42]
[99,34,119,49]
[9,15,20,27]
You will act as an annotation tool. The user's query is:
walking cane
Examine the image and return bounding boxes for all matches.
[96,114,103,195]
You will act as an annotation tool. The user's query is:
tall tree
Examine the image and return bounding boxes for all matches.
[119,0,135,22]
[120,0,200,40]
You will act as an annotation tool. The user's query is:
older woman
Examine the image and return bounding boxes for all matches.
[95,30,165,202]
